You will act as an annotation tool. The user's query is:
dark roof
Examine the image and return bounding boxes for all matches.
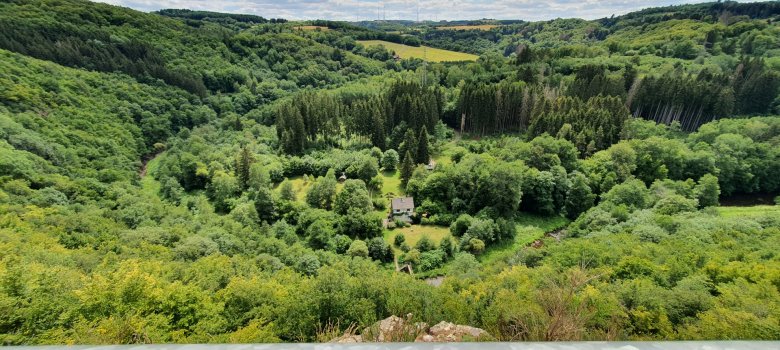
[391,197,415,210]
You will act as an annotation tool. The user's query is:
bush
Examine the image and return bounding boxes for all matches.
[372,197,386,211]
[450,214,473,237]
[633,224,669,243]
[654,194,698,215]
[418,249,446,271]
[394,233,406,246]
[415,235,436,252]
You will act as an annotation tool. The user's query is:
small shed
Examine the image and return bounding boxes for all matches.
[425,159,437,171]
[338,172,347,183]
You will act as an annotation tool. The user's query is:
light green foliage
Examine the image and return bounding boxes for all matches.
[601,178,652,210]
[279,179,296,202]
[381,149,400,171]
[347,240,369,257]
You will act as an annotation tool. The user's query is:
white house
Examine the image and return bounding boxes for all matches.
[390,197,415,222]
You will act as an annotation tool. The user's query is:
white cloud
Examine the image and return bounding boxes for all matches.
[93,0,756,21]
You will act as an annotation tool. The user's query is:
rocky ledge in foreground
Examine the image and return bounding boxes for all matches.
[330,315,490,343]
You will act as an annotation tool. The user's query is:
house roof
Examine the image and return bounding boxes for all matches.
[391,197,415,210]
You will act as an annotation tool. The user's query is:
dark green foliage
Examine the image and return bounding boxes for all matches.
[306,170,338,210]
[458,80,530,135]
[236,146,253,191]
[568,64,626,100]
[564,171,595,220]
[367,237,393,262]
[399,151,415,187]
[334,180,372,215]
[415,127,430,165]
[529,95,629,155]
[393,233,406,246]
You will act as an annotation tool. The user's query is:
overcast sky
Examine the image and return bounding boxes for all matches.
[94,0,755,22]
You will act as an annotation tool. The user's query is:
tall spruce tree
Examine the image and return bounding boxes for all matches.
[416,127,430,164]
[236,146,253,191]
[400,151,415,188]
[399,129,417,161]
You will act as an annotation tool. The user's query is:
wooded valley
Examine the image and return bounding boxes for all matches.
[1,0,780,344]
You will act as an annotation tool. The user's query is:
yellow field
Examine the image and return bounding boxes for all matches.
[293,25,329,31]
[357,40,478,62]
[436,24,497,31]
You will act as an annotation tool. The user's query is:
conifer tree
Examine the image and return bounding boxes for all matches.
[236,146,253,191]
[399,129,417,161]
[400,151,415,188]
[416,127,430,164]
[371,112,386,149]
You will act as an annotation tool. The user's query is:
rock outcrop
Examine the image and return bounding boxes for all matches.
[417,321,488,342]
[330,315,489,343]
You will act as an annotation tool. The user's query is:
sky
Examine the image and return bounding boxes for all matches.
[93,0,751,22]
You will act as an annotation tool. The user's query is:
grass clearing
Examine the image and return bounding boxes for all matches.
[140,155,162,198]
[380,170,403,197]
[357,40,478,62]
[274,175,344,204]
[436,24,498,31]
[384,225,450,254]
[716,205,780,218]
[477,213,569,267]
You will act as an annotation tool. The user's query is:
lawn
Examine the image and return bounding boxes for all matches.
[357,40,478,62]
[436,24,498,31]
[380,170,403,197]
[716,205,780,218]
[384,225,451,254]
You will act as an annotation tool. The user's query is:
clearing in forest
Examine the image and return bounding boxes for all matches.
[357,40,478,62]
[384,225,450,253]
[716,205,780,218]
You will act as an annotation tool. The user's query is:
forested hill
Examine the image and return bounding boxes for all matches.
[1,0,780,345]
[0,0,386,98]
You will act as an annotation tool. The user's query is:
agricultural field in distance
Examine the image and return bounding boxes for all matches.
[357,40,479,62]
[293,25,330,31]
[435,24,498,31]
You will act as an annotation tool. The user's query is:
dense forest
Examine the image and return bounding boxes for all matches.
[1,0,780,344]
